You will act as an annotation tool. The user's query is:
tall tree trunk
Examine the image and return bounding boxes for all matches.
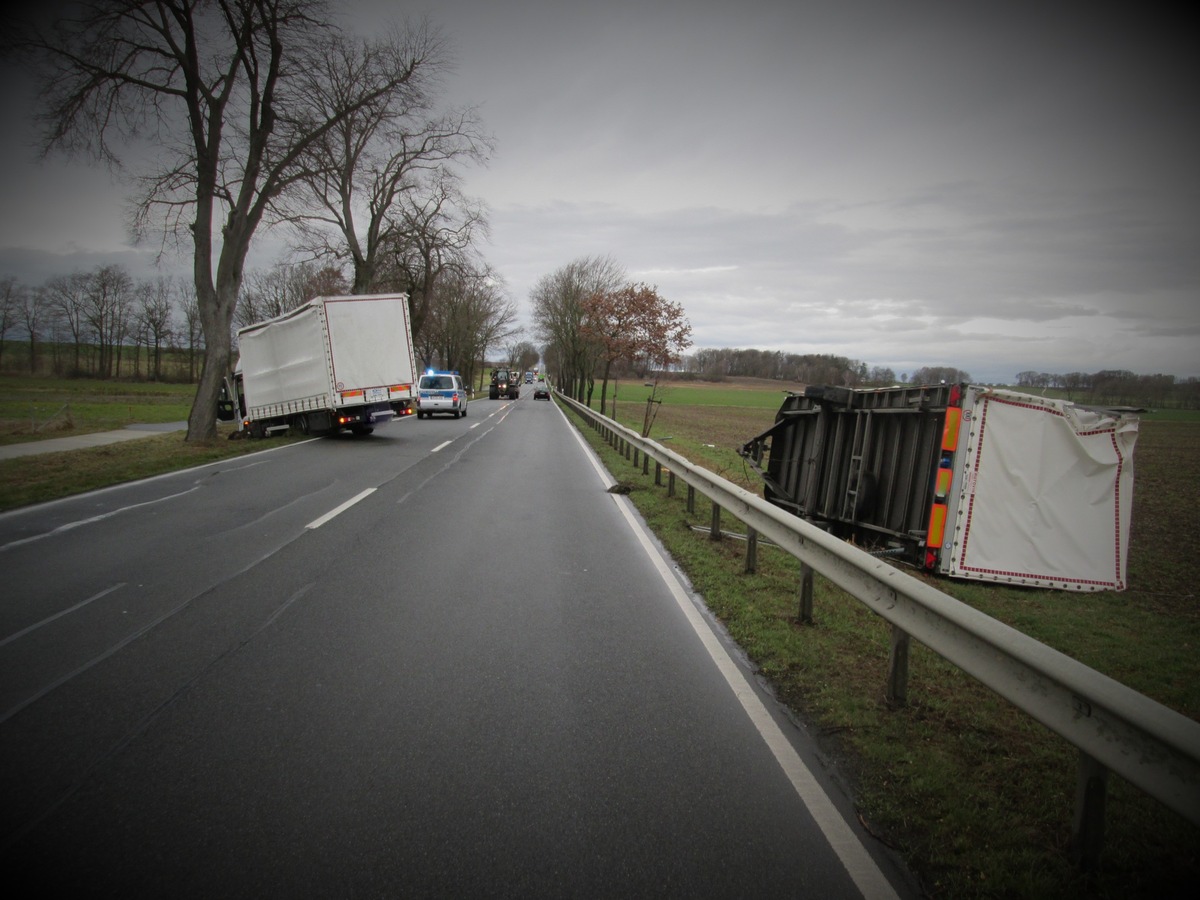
[598,359,613,416]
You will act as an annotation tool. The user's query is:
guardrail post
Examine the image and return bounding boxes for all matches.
[654,461,663,485]
[1070,752,1108,873]
[710,502,722,540]
[643,453,650,475]
[667,470,676,497]
[687,484,695,513]
[632,447,639,468]
[798,563,814,624]
[745,527,758,573]
[887,625,910,707]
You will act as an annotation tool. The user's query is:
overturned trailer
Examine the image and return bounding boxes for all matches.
[739,383,1139,591]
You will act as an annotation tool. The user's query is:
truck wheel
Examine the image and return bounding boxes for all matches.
[294,413,310,435]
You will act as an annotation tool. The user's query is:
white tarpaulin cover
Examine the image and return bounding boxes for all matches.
[237,294,415,412]
[944,387,1138,591]
[324,296,413,391]
[240,303,329,410]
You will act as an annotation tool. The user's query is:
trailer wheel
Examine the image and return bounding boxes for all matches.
[294,413,310,435]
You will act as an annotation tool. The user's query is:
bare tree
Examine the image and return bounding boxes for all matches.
[10,1,442,440]
[18,287,49,374]
[236,260,346,328]
[422,268,515,389]
[136,276,180,380]
[179,290,203,383]
[866,366,897,386]
[509,340,539,376]
[43,272,91,374]
[374,170,489,341]
[83,264,134,377]
[276,25,492,298]
[0,277,22,371]
[530,255,625,403]
[910,366,972,386]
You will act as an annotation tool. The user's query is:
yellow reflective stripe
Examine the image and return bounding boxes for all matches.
[941,407,962,452]
[928,504,947,547]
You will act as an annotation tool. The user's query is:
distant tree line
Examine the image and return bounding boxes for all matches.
[1013,369,1198,409]
[679,347,970,389]
[1,254,518,395]
[673,347,1197,409]
[0,269,202,381]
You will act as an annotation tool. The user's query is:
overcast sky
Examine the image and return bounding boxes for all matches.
[2,0,1196,383]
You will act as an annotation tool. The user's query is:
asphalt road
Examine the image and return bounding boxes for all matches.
[0,394,918,898]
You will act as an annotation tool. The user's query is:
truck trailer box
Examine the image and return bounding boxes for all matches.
[233,293,416,435]
[740,383,1138,592]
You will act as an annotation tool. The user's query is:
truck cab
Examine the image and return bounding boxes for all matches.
[216,371,247,425]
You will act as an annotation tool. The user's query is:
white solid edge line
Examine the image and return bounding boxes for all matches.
[305,488,376,530]
[562,414,900,900]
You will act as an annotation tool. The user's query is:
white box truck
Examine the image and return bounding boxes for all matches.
[218,293,417,437]
[740,383,1139,591]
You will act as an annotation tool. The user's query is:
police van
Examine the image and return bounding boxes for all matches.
[416,370,469,419]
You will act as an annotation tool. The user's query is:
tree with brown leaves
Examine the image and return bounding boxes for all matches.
[581,282,692,416]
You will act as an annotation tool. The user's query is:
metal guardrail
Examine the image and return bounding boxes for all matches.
[557,391,1200,866]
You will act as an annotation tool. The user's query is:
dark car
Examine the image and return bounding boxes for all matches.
[534,386,550,400]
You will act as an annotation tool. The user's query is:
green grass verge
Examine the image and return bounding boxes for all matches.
[0,429,306,510]
[0,375,196,444]
[560,396,1199,900]
[602,379,794,410]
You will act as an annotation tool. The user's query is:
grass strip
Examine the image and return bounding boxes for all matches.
[0,430,302,511]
